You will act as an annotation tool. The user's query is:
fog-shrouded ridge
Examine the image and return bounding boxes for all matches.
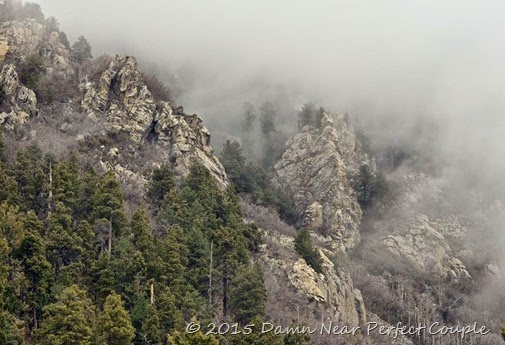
[35,1,505,259]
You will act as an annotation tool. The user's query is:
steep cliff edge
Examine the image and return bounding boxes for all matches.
[80,54,227,187]
[273,112,375,251]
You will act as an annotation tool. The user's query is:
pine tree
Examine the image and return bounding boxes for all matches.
[229,263,267,325]
[71,36,93,63]
[94,292,135,345]
[242,102,256,132]
[297,103,316,129]
[52,155,80,214]
[77,167,98,221]
[35,285,95,345]
[46,202,81,278]
[141,303,163,345]
[213,226,248,317]
[11,143,46,214]
[221,140,251,193]
[111,238,147,302]
[14,230,52,330]
[294,229,323,274]
[501,327,505,341]
[130,206,153,257]
[156,286,184,333]
[259,101,276,138]
[147,163,174,208]
[92,171,127,254]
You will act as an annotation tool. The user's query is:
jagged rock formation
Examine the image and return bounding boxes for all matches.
[273,112,375,250]
[0,19,71,72]
[382,214,471,280]
[80,54,228,187]
[0,63,37,127]
[259,226,366,328]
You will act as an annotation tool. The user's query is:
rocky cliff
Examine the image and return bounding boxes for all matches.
[258,225,367,328]
[0,19,71,72]
[273,112,375,251]
[80,54,228,187]
[0,17,227,188]
[0,63,36,127]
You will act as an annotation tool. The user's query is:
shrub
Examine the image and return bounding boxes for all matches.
[352,164,391,210]
[19,54,46,91]
[141,72,172,102]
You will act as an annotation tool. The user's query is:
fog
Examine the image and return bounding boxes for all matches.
[35,0,505,240]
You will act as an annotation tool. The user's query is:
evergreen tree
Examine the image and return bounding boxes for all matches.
[221,140,253,193]
[35,285,95,345]
[77,167,98,221]
[52,154,80,214]
[15,230,52,330]
[229,263,267,325]
[11,143,47,214]
[71,36,93,63]
[0,311,24,345]
[213,226,248,317]
[147,163,174,209]
[152,225,188,286]
[19,54,46,91]
[46,202,81,278]
[242,102,256,132]
[94,291,135,345]
[141,303,163,345]
[156,286,184,334]
[130,206,153,257]
[59,31,70,49]
[352,164,390,210]
[294,229,323,274]
[315,107,325,127]
[92,171,127,253]
[168,329,218,345]
[259,101,276,138]
[297,103,316,129]
[221,140,245,180]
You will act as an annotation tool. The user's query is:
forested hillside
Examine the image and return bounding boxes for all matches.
[1,1,505,345]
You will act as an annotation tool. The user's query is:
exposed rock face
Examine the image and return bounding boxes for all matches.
[0,63,37,128]
[273,113,375,250]
[0,19,71,72]
[382,214,471,280]
[80,54,228,187]
[0,37,8,61]
[260,227,366,328]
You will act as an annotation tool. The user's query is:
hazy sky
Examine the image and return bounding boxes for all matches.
[34,0,505,176]
[34,0,505,108]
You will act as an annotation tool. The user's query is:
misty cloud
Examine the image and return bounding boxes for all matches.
[35,0,505,192]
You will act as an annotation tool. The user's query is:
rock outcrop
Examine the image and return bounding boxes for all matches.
[0,63,37,128]
[80,54,228,187]
[273,113,375,250]
[0,19,71,72]
[259,227,366,328]
[382,213,471,280]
